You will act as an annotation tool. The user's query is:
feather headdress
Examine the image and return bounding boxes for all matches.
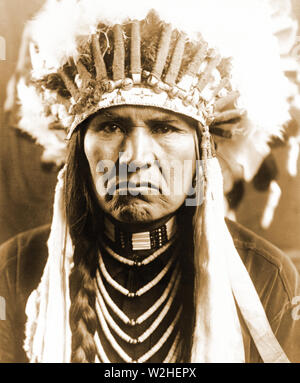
[18,0,292,171]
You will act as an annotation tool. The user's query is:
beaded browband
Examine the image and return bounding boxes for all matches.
[31,11,244,141]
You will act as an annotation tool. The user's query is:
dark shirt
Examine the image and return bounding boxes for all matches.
[0,220,300,363]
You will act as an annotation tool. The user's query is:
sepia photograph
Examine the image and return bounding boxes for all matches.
[0,0,300,366]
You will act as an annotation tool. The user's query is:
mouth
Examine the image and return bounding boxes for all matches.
[108,181,161,195]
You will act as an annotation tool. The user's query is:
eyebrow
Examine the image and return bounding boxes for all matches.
[100,111,182,125]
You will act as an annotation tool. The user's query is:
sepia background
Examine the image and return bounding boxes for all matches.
[0,0,300,272]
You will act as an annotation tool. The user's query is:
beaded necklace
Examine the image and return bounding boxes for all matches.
[94,234,182,363]
[98,251,176,298]
[95,301,182,363]
[96,263,180,326]
[99,234,176,267]
[95,268,181,344]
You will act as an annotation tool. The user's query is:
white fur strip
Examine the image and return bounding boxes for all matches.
[191,157,245,362]
[24,166,73,362]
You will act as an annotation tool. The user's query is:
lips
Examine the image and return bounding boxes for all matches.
[108,181,161,195]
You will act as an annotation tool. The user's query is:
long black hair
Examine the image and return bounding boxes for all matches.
[65,122,102,362]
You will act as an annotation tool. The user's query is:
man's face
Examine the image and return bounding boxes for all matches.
[84,105,196,223]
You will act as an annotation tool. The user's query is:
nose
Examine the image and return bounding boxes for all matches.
[119,127,155,168]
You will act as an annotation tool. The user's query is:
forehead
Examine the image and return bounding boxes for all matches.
[91,105,197,126]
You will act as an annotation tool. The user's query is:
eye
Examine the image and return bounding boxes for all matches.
[92,121,124,134]
[102,123,123,134]
[151,124,179,134]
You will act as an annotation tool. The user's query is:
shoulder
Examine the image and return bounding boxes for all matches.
[0,226,50,363]
[0,225,50,300]
[226,219,300,319]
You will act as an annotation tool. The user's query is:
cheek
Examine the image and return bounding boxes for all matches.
[183,139,196,183]
[179,135,196,160]
[84,132,124,200]
[163,134,195,159]
[84,134,108,191]
[166,135,196,174]
[177,137,196,193]
[161,135,196,195]
[84,134,99,171]
[84,132,119,174]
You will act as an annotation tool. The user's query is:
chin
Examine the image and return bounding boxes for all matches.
[116,204,154,223]
[101,195,167,223]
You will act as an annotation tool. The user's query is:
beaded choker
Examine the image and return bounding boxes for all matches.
[103,215,177,251]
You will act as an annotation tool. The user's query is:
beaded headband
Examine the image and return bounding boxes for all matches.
[28,11,243,143]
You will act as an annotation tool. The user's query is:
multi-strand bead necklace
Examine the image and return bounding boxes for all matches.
[94,216,183,363]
